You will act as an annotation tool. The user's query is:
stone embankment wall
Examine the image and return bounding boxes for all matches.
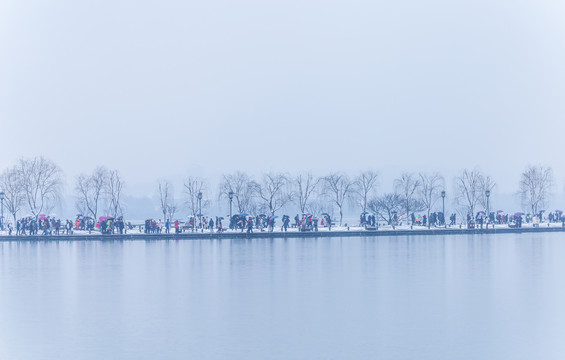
[1,226,564,241]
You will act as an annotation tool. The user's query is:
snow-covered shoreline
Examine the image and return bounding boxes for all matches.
[0,222,563,239]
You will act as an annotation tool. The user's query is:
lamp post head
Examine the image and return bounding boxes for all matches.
[441,190,445,199]
[198,192,202,200]
[485,190,490,198]
[229,191,234,200]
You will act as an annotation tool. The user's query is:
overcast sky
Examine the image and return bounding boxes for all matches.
[1,0,565,199]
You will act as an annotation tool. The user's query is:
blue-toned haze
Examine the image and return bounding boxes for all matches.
[1,0,564,211]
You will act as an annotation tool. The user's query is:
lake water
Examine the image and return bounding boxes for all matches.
[1,233,565,359]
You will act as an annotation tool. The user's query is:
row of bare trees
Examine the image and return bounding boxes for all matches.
[0,157,556,226]
[0,158,126,225]
[153,171,378,226]
[217,171,380,226]
[75,167,125,219]
[0,157,63,224]
[367,172,444,228]
[154,166,554,228]
[84,164,557,226]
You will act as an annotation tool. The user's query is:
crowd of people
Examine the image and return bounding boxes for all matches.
[9,216,73,236]
[136,213,335,234]
[358,209,565,230]
[1,208,564,236]
[0,214,131,236]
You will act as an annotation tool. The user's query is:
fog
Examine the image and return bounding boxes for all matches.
[1,0,565,219]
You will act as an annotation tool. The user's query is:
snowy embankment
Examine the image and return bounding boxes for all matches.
[0,222,564,238]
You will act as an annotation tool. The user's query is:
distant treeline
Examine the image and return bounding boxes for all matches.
[0,157,554,227]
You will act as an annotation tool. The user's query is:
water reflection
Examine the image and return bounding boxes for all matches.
[1,234,565,359]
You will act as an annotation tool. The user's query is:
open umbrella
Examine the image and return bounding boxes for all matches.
[361,211,369,215]
[240,213,249,216]
[39,214,47,220]
[514,212,524,217]
[321,213,329,216]
[497,210,504,213]
[270,215,279,220]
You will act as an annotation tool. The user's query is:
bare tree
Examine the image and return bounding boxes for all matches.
[519,165,553,215]
[295,173,320,214]
[18,157,63,219]
[353,170,378,212]
[305,199,328,217]
[167,194,178,220]
[367,192,403,227]
[75,166,108,220]
[218,172,255,213]
[323,173,353,226]
[419,172,444,228]
[106,169,124,218]
[256,173,293,215]
[184,177,208,218]
[394,173,421,225]
[454,168,483,217]
[158,180,172,221]
[75,175,89,216]
[0,166,25,224]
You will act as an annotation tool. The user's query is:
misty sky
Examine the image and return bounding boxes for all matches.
[1,0,565,200]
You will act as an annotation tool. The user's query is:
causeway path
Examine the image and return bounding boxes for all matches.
[1,226,564,241]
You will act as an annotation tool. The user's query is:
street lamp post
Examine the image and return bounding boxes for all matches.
[0,191,4,231]
[485,189,490,229]
[441,190,446,228]
[228,191,233,218]
[198,192,203,232]
[228,191,234,230]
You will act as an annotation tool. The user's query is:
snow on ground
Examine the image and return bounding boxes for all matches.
[0,222,563,236]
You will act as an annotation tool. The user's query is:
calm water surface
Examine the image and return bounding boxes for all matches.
[1,234,565,359]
